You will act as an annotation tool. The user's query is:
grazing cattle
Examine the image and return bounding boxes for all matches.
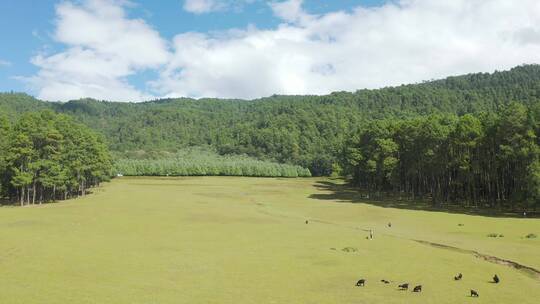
[356,279,365,286]
[381,279,390,284]
[471,290,479,297]
[413,285,422,292]
[493,274,500,283]
[398,283,409,290]
[454,273,463,280]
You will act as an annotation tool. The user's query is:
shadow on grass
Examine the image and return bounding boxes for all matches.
[309,180,538,218]
[0,198,15,207]
[0,200,64,207]
[0,190,93,207]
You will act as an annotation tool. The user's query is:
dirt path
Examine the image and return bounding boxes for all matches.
[254,202,540,280]
[413,239,540,280]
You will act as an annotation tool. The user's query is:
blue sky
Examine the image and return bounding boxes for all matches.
[1,0,539,102]
[0,0,384,95]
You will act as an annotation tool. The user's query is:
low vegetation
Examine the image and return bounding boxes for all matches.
[114,147,311,177]
[0,177,538,303]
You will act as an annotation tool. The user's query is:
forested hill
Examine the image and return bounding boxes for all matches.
[1,64,540,175]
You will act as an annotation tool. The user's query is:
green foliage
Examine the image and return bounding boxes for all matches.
[0,111,112,205]
[114,147,311,178]
[3,65,540,175]
[344,103,540,210]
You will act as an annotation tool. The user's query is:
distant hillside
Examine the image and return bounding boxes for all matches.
[1,64,540,175]
[0,93,51,118]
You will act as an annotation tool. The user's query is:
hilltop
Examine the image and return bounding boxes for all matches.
[1,65,540,175]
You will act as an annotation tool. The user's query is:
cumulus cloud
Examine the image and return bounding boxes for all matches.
[154,0,540,99]
[183,0,222,14]
[269,0,312,24]
[182,0,255,14]
[0,60,11,67]
[26,0,169,101]
[26,0,540,101]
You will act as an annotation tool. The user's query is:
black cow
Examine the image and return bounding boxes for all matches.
[398,283,409,290]
[493,274,500,283]
[413,285,422,292]
[355,279,365,286]
[454,273,463,280]
[381,279,390,284]
[470,290,479,297]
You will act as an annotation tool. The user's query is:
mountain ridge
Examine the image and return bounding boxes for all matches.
[2,64,540,175]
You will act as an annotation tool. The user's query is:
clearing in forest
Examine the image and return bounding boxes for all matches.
[0,177,538,304]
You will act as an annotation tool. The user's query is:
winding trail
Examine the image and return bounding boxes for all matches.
[254,202,540,281]
[413,239,540,280]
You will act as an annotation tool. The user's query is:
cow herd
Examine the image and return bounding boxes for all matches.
[355,273,501,298]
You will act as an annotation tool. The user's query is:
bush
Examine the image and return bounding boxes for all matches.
[525,233,537,239]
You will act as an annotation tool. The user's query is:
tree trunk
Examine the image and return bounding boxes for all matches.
[32,182,36,205]
[20,187,24,206]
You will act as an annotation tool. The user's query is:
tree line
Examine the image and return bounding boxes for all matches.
[114,147,311,178]
[343,102,540,210]
[3,65,540,176]
[0,111,112,205]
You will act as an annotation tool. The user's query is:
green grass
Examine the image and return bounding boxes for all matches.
[0,177,539,303]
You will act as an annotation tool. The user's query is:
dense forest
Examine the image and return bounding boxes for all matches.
[1,65,540,208]
[2,65,540,176]
[344,102,540,210]
[0,111,112,205]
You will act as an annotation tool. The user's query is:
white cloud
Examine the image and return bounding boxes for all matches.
[0,60,11,67]
[182,0,256,14]
[269,0,312,24]
[155,0,540,99]
[183,0,222,14]
[26,0,540,101]
[26,0,169,101]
